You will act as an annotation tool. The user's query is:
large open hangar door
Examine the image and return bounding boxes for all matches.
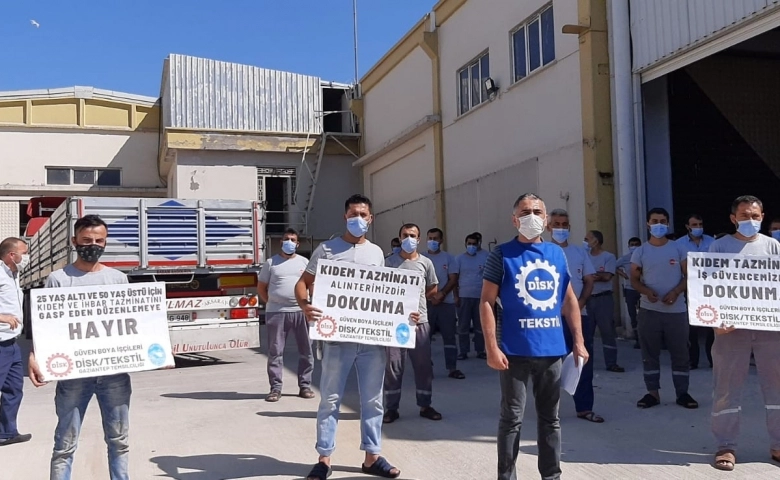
[639,18,780,236]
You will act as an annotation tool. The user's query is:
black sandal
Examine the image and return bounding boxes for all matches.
[448,369,466,379]
[607,365,625,373]
[577,412,605,423]
[383,409,399,424]
[637,393,660,408]
[676,393,699,409]
[362,456,400,478]
[299,387,315,399]
[419,406,442,421]
[306,461,332,480]
[265,391,282,403]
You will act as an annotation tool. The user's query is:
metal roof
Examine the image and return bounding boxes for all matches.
[630,0,780,73]
[162,53,323,134]
[0,86,158,106]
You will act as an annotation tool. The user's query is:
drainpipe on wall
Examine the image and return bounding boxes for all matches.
[607,0,639,251]
[420,12,447,237]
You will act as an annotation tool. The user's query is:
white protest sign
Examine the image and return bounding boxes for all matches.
[310,259,422,348]
[687,252,780,331]
[31,282,175,381]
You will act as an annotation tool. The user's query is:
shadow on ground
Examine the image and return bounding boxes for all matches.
[150,453,417,480]
[256,410,360,420]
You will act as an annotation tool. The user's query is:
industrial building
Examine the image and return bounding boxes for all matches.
[355,0,780,255]
[0,54,360,255]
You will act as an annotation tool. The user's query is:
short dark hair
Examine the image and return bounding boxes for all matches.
[628,237,641,244]
[771,218,780,225]
[74,215,108,234]
[0,237,24,258]
[731,195,763,214]
[283,228,299,239]
[646,207,669,222]
[685,213,703,224]
[390,237,400,245]
[344,194,372,213]
[589,230,604,245]
[465,232,481,245]
[427,227,444,239]
[399,223,420,237]
[513,193,544,210]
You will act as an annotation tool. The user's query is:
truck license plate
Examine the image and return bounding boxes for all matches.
[168,313,193,322]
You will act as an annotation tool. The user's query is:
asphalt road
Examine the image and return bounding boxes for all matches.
[1,332,779,479]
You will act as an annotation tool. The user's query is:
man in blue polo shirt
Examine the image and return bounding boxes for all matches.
[481,193,588,480]
[675,214,715,369]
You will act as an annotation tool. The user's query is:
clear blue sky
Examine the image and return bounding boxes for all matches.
[1,0,435,97]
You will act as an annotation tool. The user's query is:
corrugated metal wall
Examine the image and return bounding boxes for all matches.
[163,54,322,134]
[630,0,780,73]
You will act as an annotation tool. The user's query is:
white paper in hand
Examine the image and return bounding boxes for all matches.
[561,353,585,395]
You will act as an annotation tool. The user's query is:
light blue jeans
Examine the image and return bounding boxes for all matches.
[316,341,386,457]
[51,373,132,480]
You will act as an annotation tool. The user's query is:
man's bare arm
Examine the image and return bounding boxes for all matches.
[257,282,269,304]
[480,281,500,351]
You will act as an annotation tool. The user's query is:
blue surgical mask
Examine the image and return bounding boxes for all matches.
[466,245,478,255]
[629,246,639,253]
[346,216,369,237]
[690,227,704,238]
[401,237,418,254]
[649,223,668,239]
[737,219,761,238]
[427,240,440,252]
[772,231,780,241]
[392,246,401,255]
[582,240,591,251]
[281,240,297,255]
[551,229,569,244]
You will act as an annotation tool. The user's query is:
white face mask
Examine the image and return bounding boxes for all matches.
[14,253,30,271]
[517,214,546,240]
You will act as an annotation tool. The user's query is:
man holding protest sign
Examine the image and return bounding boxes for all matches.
[706,195,780,471]
[28,215,133,480]
[384,223,441,424]
[630,207,697,411]
[257,228,314,403]
[0,237,32,447]
[480,193,588,480]
[296,194,401,480]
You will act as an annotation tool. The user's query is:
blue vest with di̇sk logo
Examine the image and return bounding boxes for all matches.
[499,240,571,357]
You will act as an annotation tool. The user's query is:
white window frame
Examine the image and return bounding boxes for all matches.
[457,51,490,116]
[45,167,122,187]
[510,4,556,84]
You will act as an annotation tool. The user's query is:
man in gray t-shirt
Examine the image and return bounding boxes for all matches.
[422,227,464,378]
[258,229,313,402]
[295,194,401,480]
[631,208,697,411]
[585,230,623,372]
[707,195,780,471]
[384,223,440,423]
[455,232,488,359]
[27,215,133,480]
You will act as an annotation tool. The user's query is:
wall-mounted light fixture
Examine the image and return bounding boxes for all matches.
[484,77,499,98]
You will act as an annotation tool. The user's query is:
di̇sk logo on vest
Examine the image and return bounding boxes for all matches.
[515,259,561,311]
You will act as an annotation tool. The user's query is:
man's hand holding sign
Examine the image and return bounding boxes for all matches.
[306,259,423,348]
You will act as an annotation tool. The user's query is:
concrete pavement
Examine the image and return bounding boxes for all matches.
[1,333,779,479]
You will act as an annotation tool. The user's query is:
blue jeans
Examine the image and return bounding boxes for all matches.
[563,315,595,413]
[51,374,132,480]
[0,340,24,440]
[316,341,386,457]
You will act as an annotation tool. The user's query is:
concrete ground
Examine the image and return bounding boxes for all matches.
[1,332,779,479]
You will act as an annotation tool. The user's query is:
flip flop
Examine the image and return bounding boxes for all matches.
[676,393,699,409]
[448,370,466,379]
[362,456,400,478]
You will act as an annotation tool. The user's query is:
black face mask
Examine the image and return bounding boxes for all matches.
[76,244,105,263]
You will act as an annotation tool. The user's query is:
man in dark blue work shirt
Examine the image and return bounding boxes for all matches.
[480,193,589,480]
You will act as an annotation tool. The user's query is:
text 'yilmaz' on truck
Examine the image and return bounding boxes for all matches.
[20,196,266,356]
